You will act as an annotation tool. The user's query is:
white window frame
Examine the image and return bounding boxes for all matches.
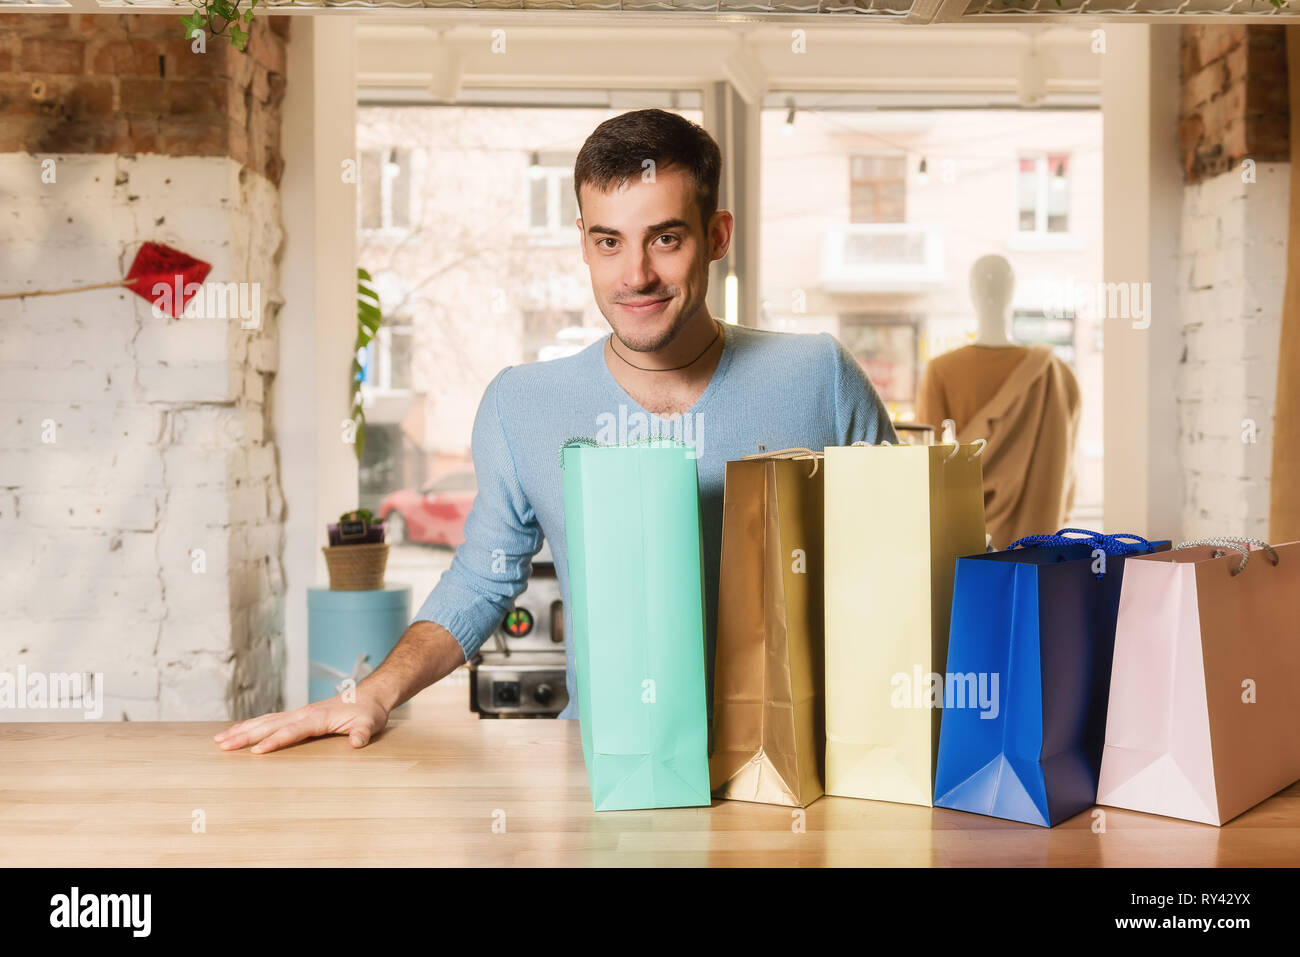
[360,148,415,235]
[364,324,414,395]
[1009,152,1083,252]
[525,159,578,247]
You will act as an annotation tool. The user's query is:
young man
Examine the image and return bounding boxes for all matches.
[216,108,897,754]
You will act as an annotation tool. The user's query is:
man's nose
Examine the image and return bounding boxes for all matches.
[622,247,658,289]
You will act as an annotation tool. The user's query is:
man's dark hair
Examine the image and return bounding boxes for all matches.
[573,108,722,233]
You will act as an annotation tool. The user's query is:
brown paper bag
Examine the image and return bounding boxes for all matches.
[1098,537,1300,825]
[710,449,824,807]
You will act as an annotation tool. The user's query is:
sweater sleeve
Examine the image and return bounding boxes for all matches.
[410,367,543,660]
[825,332,899,445]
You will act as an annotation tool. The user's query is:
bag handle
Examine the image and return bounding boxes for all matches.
[847,435,987,461]
[940,418,987,462]
[1218,537,1280,566]
[741,446,822,478]
[1055,527,1159,554]
[1172,537,1280,577]
[557,434,686,469]
[1008,528,1156,556]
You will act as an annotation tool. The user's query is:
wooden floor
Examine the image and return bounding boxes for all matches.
[3,672,1298,867]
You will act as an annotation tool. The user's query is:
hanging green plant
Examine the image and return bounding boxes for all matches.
[353,267,384,463]
[181,0,260,52]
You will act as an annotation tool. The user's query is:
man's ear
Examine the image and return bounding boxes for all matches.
[578,217,588,266]
[709,210,735,264]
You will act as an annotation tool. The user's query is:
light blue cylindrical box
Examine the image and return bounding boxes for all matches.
[307,584,411,706]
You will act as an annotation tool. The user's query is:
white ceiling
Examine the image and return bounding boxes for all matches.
[354,23,1105,106]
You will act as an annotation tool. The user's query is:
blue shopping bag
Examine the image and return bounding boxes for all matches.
[933,529,1170,827]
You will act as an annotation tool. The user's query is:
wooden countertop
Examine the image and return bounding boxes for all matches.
[3,671,1298,867]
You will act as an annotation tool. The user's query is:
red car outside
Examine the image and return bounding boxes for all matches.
[378,471,478,547]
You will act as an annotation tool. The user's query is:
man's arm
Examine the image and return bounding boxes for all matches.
[357,619,468,713]
[216,368,540,753]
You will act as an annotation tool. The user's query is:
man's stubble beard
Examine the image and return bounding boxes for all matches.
[605,277,707,354]
[609,304,690,354]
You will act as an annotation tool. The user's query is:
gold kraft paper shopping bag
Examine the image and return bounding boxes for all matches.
[823,442,987,806]
[711,450,825,807]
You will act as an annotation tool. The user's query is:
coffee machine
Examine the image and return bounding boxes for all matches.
[468,540,569,718]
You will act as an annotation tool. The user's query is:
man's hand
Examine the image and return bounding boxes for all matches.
[214,688,390,754]
[214,620,465,754]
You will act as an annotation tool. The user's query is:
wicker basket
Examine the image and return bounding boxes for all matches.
[322,542,389,591]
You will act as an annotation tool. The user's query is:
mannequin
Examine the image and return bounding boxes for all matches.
[918,254,1082,549]
[972,254,1017,347]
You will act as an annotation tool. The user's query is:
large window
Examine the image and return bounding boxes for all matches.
[356,97,704,545]
[761,102,1101,521]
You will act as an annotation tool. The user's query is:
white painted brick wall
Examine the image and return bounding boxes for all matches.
[1177,162,1287,541]
[0,154,286,722]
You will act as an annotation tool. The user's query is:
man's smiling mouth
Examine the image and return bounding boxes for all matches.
[620,296,670,312]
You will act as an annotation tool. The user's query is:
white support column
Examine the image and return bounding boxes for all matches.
[702,81,762,328]
[1100,24,1184,539]
[278,16,360,710]
[739,85,762,329]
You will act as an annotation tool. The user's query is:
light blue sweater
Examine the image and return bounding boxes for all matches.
[412,323,898,719]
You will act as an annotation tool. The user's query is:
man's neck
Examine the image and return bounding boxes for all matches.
[604,314,726,418]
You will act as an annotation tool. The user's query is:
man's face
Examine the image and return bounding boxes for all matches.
[578,165,730,353]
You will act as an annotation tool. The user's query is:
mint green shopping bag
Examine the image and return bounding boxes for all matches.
[561,438,712,811]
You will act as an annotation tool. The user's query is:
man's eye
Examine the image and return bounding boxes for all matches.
[657,234,680,246]
[596,238,616,249]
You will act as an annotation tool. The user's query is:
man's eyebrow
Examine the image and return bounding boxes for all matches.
[586,218,691,238]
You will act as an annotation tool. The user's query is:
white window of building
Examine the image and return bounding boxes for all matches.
[1017,152,1070,234]
[360,148,414,231]
[849,153,907,224]
[527,150,578,239]
[366,324,414,392]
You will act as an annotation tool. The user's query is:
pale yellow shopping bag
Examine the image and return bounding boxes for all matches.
[824,441,987,806]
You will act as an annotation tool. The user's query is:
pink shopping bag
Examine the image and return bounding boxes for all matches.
[1097,538,1300,825]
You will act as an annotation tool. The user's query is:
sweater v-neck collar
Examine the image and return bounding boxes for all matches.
[593,321,739,420]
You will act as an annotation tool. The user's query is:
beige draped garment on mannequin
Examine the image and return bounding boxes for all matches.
[917,344,1081,550]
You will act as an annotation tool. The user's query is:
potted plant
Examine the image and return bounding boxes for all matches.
[322,508,389,590]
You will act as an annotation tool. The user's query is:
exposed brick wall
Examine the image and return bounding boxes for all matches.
[1177,165,1287,538]
[0,12,288,183]
[1175,25,1290,537]
[0,12,291,720]
[0,153,288,720]
[1178,25,1289,184]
